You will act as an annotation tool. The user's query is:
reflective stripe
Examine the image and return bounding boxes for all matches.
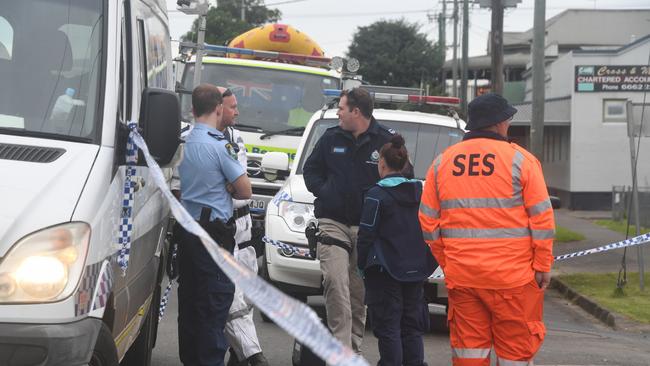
[441,197,523,209]
[497,357,533,366]
[511,151,524,203]
[451,348,491,359]
[531,229,555,240]
[442,227,531,239]
[423,229,440,241]
[433,155,442,201]
[420,202,439,218]
[527,199,552,217]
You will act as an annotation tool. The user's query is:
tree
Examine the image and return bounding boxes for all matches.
[347,19,443,89]
[182,0,281,45]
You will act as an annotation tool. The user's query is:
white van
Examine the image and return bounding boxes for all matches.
[0,1,180,365]
[261,97,465,324]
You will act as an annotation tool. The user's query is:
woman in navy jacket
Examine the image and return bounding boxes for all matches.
[357,134,437,366]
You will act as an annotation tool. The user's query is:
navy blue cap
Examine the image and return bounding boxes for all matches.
[466,93,517,130]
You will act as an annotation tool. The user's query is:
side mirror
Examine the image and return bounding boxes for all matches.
[261,152,290,182]
[550,196,561,209]
[138,88,181,166]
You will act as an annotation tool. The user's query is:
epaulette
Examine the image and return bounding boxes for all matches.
[207,131,226,141]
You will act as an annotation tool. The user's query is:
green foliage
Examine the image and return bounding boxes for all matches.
[347,19,443,88]
[182,0,281,45]
[558,272,650,323]
[594,219,649,237]
[555,226,586,243]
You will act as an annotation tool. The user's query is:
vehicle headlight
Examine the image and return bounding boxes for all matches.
[0,222,90,303]
[278,201,314,233]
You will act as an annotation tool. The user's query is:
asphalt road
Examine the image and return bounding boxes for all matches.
[151,289,650,366]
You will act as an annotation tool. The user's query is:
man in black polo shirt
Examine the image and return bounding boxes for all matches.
[303,87,395,353]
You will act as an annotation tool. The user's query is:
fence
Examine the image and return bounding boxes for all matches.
[612,185,650,228]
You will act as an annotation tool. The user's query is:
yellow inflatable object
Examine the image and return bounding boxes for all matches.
[228,24,324,58]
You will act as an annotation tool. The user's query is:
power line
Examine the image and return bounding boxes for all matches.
[265,0,308,6]
[282,8,433,18]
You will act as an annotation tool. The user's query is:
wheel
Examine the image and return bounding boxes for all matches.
[429,313,449,333]
[89,323,119,366]
[121,286,160,366]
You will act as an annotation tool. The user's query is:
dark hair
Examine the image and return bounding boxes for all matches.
[340,87,373,119]
[192,83,223,117]
[221,88,233,98]
[380,134,408,171]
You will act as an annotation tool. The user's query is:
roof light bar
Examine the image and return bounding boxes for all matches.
[202,44,332,67]
[321,89,460,107]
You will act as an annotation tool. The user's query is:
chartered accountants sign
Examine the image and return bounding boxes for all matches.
[575,65,650,92]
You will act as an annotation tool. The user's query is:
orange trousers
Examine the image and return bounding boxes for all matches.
[447,280,546,366]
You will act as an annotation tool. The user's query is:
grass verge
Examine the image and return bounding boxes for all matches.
[555,226,586,243]
[594,219,649,237]
[557,272,650,323]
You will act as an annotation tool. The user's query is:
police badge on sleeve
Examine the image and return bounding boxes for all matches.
[225,143,238,160]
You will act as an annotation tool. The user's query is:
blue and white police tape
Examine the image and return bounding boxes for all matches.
[261,231,650,280]
[159,243,178,322]
[117,122,138,275]
[554,231,650,262]
[263,236,313,258]
[128,126,368,366]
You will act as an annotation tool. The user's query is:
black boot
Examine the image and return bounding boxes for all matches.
[226,348,248,366]
[247,352,269,366]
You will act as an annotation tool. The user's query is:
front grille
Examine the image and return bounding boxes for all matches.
[0,143,65,163]
[247,160,263,178]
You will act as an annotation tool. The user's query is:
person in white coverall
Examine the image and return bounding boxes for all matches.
[171,87,268,366]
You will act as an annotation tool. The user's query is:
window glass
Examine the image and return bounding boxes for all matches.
[297,118,464,180]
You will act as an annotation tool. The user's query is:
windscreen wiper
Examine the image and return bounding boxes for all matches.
[260,127,305,140]
[233,123,265,132]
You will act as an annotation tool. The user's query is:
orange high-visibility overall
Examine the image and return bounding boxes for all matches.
[419,134,554,366]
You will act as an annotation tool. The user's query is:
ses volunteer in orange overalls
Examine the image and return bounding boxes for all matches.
[419,93,554,366]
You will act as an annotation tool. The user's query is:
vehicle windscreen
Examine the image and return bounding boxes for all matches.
[181,63,339,132]
[296,119,464,180]
[0,0,104,142]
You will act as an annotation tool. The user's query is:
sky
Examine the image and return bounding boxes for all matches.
[166,0,650,59]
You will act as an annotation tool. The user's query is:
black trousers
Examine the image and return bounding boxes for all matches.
[365,267,429,366]
[178,228,235,366]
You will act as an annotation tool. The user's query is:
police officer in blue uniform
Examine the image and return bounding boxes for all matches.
[178,84,252,366]
[303,87,395,353]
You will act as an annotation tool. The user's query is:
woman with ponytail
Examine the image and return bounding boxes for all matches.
[357,134,436,366]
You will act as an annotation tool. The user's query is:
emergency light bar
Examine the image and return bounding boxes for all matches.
[322,89,461,108]
[202,44,332,68]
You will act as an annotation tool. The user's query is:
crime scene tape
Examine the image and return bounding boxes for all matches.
[262,232,650,280]
[128,127,369,366]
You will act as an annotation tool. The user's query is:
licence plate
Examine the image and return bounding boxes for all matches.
[249,199,266,210]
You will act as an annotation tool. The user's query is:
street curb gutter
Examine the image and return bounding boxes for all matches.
[550,277,617,328]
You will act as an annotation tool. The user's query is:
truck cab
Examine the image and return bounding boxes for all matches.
[0,1,180,365]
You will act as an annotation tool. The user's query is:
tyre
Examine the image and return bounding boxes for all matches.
[121,286,160,366]
[89,324,119,366]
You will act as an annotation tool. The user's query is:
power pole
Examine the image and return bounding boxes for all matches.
[531,0,546,159]
[193,12,207,88]
[439,0,447,86]
[490,0,504,94]
[452,0,459,97]
[241,0,246,21]
[460,0,469,115]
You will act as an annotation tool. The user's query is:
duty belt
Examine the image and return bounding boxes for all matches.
[233,205,250,220]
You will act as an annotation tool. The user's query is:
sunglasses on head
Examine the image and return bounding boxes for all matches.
[222,88,233,97]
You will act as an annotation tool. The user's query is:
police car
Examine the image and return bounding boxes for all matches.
[261,92,466,327]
